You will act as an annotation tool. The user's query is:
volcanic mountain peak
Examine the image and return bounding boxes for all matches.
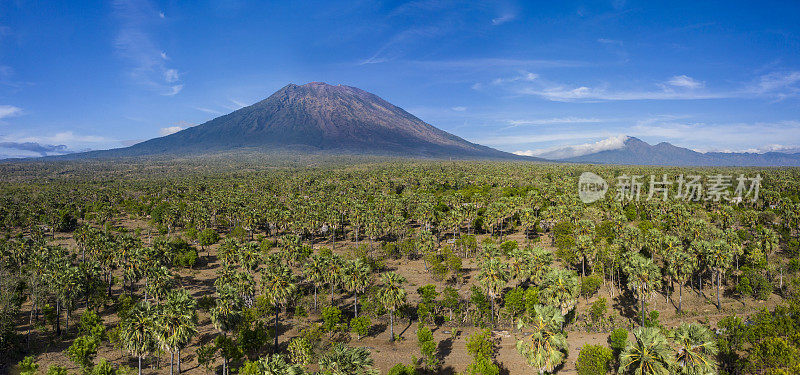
[71,82,530,160]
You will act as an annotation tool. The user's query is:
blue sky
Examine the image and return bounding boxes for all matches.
[1,0,800,158]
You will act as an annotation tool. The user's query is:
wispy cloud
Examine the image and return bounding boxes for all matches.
[493,71,800,102]
[113,0,183,96]
[514,135,629,159]
[159,126,184,136]
[0,141,72,156]
[451,106,467,111]
[195,107,223,115]
[491,13,516,25]
[492,71,538,85]
[504,117,607,128]
[667,75,703,89]
[0,105,22,119]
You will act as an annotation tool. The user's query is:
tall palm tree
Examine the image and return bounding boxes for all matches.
[477,256,510,326]
[701,239,734,309]
[669,323,718,375]
[624,254,662,327]
[156,290,198,375]
[665,242,697,314]
[120,301,157,375]
[261,261,297,353]
[618,327,674,375]
[303,254,326,311]
[318,343,378,375]
[516,305,568,375]
[377,272,407,342]
[541,269,579,316]
[342,259,371,318]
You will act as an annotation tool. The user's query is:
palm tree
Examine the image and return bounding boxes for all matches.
[516,305,568,375]
[618,327,674,375]
[669,323,718,375]
[241,354,305,375]
[377,272,407,342]
[303,254,326,311]
[541,269,579,316]
[477,256,510,326]
[156,290,198,375]
[701,239,734,309]
[665,243,696,314]
[342,259,371,318]
[119,301,157,375]
[624,254,662,327]
[318,343,378,375]
[261,261,297,353]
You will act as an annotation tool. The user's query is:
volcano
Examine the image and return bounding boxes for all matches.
[85,82,530,160]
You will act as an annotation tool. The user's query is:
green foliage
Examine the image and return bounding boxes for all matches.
[465,328,499,375]
[387,363,418,375]
[575,344,612,375]
[46,365,69,375]
[524,287,540,316]
[198,228,219,248]
[238,321,272,359]
[552,221,575,251]
[350,316,371,339]
[288,337,314,365]
[416,324,439,370]
[196,343,217,372]
[580,274,603,298]
[589,297,607,329]
[608,328,628,358]
[737,267,772,300]
[17,356,38,375]
[469,285,491,326]
[322,306,342,332]
[66,334,100,372]
[91,358,117,375]
[503,287,526,318]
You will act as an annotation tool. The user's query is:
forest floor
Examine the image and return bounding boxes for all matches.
[10,219,785,375]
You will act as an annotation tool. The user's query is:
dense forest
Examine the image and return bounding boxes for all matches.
[1,158,799,374]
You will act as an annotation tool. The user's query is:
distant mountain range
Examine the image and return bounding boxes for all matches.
[67,82,532,160]
[550,136,800,166]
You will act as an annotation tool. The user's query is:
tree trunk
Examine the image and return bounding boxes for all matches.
[138,356,142,375]
[717,270,721,309]
[389,311,395,342]
[679,282,683,314]
[640,296,646,327]
[170,351,174,375]
[56,300,61,336]
[314,285,318,311]
[274,305,280,353]
[354,292,359,318]
[177,348,181,374]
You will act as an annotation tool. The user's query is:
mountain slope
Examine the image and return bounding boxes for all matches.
[77,82,532,160]
[560,137,800,166]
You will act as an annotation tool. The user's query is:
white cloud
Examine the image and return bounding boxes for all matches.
[492,71,538,85]
[159,126,184,136]
[504,117,607,128]
[0,105,21,119]
[491,14,516,25]
[195,107,223,115]
[113,0,183,96]
[158,11,165,18]
[751,71,800,96]
[667,75,703,89]
[514,135,629,159]
[451,106,467,112]
[597,38,623,46]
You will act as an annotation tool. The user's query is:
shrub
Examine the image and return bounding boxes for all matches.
[322,306,342,332]
[287,337,314,365]
[351,316,371,339]
[524,287,540,316]
[92,358,116,375]
[503,287,525,318]
[416,324,439,370]
[581,274,603,298]
[174,247,198,268]
[47,365,68,375]
[576,344,613,375]
[238,321,271,359]
[608,328,628,358]
[388,363,419,375]
[500,240,518,255]
[589,297,607,328]
[196,343,218,373]
[465,329,499,375]
[17,356,38,375]
[66,334,99,372]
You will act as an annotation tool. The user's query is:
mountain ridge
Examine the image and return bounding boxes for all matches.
[63,82,535,161]
[558,136,800,166]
